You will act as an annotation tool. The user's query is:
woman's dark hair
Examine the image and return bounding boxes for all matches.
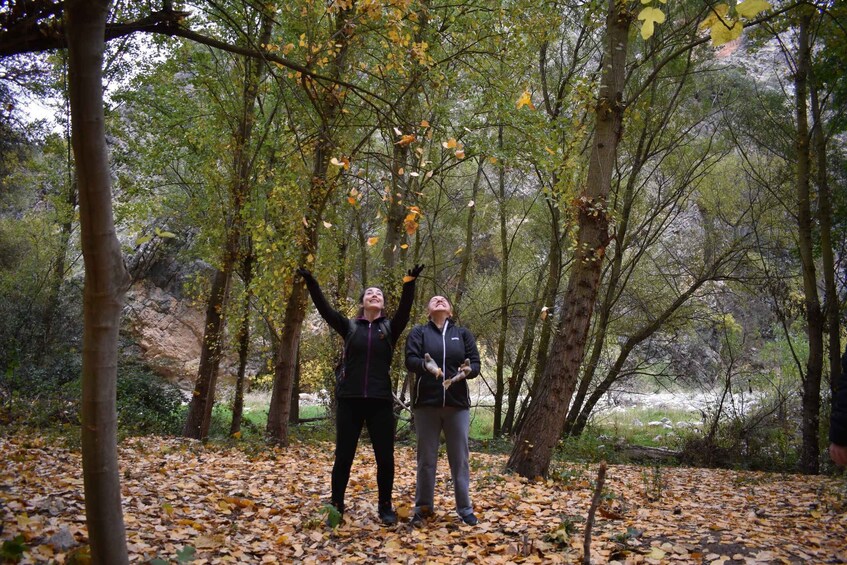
[356,286,386,318]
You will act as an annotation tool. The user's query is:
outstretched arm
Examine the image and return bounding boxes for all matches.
[391,264,424,337]
[296,268,349,337]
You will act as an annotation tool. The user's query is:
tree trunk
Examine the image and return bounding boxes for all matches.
[506,0,630,478]
[794,14,824,475]
[230,246,254,437]
[502,261,547,434]
[810,75,840,396]
[66,0,130,561]
[514,198,563,436]
[494,125,509,437]
[267,5,354,444]
[183,9,273,439]
[454,159,483,314]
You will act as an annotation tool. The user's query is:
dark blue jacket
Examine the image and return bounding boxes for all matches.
[405,319,480,409]
[303,278,415,400]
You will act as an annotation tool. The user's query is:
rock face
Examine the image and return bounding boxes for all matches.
[124,280,206,386]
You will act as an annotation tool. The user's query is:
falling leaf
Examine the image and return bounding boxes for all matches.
[516,90,535,110]
[347,196,357,205]
[400,243,409,249]
[393,127,403,136]
[442,138,458,149]
[367,237,379,246]
[735,0,771,18]
[638,7,666,40]
[455,148,466,159]
[330,157,345,167]
[323,221,332,228]
[540,306,549,320]
[397,167,405,175]
[468,200,475,207]
[395,134,416,146]
[420,120,430,127]
[409,171,419,177]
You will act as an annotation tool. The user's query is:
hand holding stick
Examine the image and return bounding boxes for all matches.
[423,353,442,378]
[443,359,472,389]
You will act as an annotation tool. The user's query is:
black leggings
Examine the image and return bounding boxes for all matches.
[332,397,396,508]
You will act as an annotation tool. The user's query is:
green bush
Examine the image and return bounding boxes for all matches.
[115,362,185,436]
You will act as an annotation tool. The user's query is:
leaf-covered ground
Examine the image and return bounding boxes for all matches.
[1,435,846,564]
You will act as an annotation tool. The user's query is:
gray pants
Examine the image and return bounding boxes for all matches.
[414,406,473,518]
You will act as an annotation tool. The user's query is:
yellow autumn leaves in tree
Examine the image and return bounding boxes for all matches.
[638,0,771,46]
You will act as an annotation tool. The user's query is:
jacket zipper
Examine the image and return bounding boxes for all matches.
[441,320,448,407]
[364,321,372,397]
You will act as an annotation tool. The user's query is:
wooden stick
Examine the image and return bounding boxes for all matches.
[583,461,607,565]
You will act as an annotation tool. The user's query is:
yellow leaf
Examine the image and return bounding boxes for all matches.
[544,146,556,155]
[638,7,666,40]
[367,237,379,246]
[442,138,458,149]
[516,90,535,110]
[420,120,430,127]
[400,243,409,249]
[347,196,357,205]
[403,275,414,283]
[647,547,667,559]
[710,19,743,45]
[231,431,242,439]
[699,4,729,30]
[735,0,771,18]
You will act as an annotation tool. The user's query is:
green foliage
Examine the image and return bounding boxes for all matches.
[115,362,185,436]
[0,535,27,563]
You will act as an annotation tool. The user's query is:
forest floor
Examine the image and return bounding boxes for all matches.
[1,434,846,564]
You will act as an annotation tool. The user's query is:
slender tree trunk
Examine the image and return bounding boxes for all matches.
[514,198,563,436]
[810,78,840,396]
[66,0,129,561]
[507,0,630,478]
[494,125,509,437]
[794,14,824,475]
[502,262,547,434]
[230,246,254,437]
[454,159,483,313]
[184,10,273,439]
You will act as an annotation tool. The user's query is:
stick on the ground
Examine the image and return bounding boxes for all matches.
[583,461,607,565]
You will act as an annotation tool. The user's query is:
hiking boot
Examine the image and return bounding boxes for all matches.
[410,510,426,528]
[460,512,478,526]
[378,502,398,525]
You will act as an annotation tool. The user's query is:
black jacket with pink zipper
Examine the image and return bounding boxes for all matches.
[405,319,480,409]
[302,276,416,400]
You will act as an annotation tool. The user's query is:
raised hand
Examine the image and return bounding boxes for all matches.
[423,353,442,378]
[296,267,315,283]
[403,264,425,282]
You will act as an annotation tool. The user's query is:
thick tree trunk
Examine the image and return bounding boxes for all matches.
[183,10,273,439]
[506,0,630,478]
[794,14,824,475]
[66,0,130,561]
